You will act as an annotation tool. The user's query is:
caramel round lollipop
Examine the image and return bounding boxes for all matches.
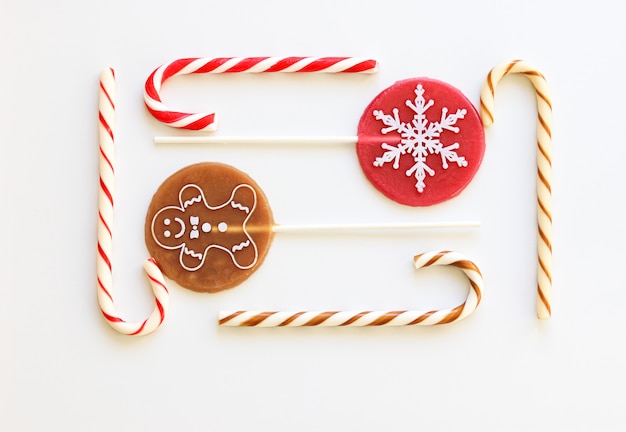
[146,162,479,294]
[145,162,274,293]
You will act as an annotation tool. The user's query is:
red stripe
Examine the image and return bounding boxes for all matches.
[194,58,237,73]
[99,146,114,173]
[129,320,147,336]
[97,277,113,302]
[179,114,216,130]
[342,60,377,73]
[144,105,192,123]
[223,57,269,72]
[265,57,376,73]
[98,211,112,237]
[144,105,215,130]
[298,58,344,72]
[97,242,111,271]
[144,58,201,102]
[99,178,113,206]
[265,57,307,72]
[101,309,124,323]
[147,258,169,295]
[161,58,199,81]
[144,70,163,101]
[147,273,169,294]
[100,81,115,109]
[156,299,165,323]
[99,113,114,141]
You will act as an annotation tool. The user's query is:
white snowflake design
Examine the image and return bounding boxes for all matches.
[372,84,468,193]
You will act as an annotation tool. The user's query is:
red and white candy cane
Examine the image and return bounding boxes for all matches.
[97,67,170,335]
[144,57,379,131]
[480,60,553,319]
[218,250,483,327]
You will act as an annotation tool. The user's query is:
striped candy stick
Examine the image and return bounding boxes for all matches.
[218,250,483,327]
[144,56,379,131]
[480,60,553,319]
[97,67,170,335]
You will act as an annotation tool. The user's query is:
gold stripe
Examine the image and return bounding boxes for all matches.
[538,198,553,224]
[522,70,543,79]
[369,311,404,326]
[538,226,553,253]
[505,60,519,75]
[304,311,338,326]
[470,280,482,304]
[487,69,495,94]
[537,285,551,315]
[438,305,464,324]
[340,311,369,326]
[538,168,552,194]
[536,90,552,110]
[218,310,244,325]
[538,257,553,284]
[242,311,276,326]
[480,98,494,124]
[538,114,552,138]
[449,260,479,274]
[279,312,305,326]
[407,311,433,325]
[418,252,445,267]
[538,140,552,166]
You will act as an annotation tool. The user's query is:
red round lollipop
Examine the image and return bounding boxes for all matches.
[356,78,485,206]
[144,59,485,207]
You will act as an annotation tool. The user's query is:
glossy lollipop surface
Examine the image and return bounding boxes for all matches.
[357,77,485,206]
[145,162,275,293]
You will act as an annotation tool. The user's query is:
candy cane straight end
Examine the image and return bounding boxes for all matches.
[363,59,379,73]
[480,60,553,320]
[98,67,171,335]
[537,285,551,320]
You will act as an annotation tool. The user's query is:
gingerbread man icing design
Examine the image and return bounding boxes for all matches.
[145,163,275,293]
[151,183,259,272]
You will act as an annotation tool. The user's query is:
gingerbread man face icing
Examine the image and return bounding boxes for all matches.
[145,162,274,293]
[357,78,485,206]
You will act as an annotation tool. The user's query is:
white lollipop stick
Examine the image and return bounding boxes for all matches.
[200,220,480,236]
[480,59,553,319]
[154,136,359,145]
[219,250,483,327]
[97,68,170,336]
[272,220,480,233]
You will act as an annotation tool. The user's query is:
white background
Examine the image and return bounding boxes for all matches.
[1,0,624,430]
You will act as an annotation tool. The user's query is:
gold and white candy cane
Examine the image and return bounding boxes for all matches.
[218,250,483,327]
[97,67,170,335]
[480,59,552,319]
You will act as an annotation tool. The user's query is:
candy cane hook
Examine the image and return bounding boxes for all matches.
[144,56,379,131]
[97,67,170,335]
[219,250,483,327]
[480,59,552,319]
